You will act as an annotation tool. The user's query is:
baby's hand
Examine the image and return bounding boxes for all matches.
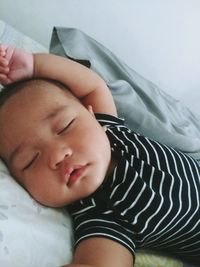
[0,44,34,85]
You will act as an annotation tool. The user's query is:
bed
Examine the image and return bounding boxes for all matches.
[0,2,200,266]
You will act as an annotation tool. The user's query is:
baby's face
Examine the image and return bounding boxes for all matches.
[0,84,111,207]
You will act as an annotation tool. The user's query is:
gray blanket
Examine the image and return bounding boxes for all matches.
[50,27,200,162]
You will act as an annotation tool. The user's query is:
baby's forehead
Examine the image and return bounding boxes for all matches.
[0,79,73,110]
[0,84,64,119]
[21,81,76,103]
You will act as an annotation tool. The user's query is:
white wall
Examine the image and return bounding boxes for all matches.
[1,0,200,114]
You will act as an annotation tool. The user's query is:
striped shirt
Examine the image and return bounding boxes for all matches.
[68,114,200,260]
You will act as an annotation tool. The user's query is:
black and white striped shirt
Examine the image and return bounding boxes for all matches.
[68,114,200,259]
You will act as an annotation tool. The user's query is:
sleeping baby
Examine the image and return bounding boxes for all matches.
[0,44,200,267]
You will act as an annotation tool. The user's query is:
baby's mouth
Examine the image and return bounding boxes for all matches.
[64,165,86,186]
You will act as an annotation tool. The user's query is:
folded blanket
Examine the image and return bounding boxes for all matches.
[50,27,200,164]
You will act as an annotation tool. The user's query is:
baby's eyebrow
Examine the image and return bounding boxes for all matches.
[42,105,67,121]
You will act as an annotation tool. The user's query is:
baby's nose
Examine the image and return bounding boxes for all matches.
[48,146,72,170]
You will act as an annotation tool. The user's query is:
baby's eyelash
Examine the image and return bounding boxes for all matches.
[58,119,75,135]
[23,153,39,171]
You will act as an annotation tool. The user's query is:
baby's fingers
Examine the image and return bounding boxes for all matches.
[0,56,9,67]
[0,44,14,63]
[0,44,8,56]
[0,73,10,85]
[0,65,9,74]
[0,49,6,57]
[0,55,9,74]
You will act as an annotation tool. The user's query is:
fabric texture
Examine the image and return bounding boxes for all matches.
[50,27,200,163]
[68,114,200,264]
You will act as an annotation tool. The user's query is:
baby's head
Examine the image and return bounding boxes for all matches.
[0,79,111,207]
[0,78,77,108]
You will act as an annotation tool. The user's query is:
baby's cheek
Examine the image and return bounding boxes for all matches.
[23,172,43,194]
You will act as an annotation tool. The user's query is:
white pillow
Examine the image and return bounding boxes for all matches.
[0,20,73,267]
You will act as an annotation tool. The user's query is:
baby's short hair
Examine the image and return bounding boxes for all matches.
[0,78,77,109]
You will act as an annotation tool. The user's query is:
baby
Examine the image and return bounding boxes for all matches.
[0,44,200,267]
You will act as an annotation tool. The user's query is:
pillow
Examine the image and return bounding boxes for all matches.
[0,20,73,267]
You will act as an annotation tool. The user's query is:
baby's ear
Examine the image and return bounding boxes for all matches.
[87,105,95,116]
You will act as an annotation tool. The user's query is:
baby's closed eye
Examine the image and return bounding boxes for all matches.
[22,152,39,171]
[57,119,75,135]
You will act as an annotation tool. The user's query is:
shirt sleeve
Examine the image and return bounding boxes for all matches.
[71,210,136,255]
[95,113,125,127]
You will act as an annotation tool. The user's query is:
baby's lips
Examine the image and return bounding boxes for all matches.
[63,166,73,183]
[63,164,85,186]
[67,165,86,187]
[62,164,84,184]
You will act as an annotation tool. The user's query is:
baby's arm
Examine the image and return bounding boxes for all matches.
[61,237,134,267]
[34,53,117,116]
[0,45,117,116]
